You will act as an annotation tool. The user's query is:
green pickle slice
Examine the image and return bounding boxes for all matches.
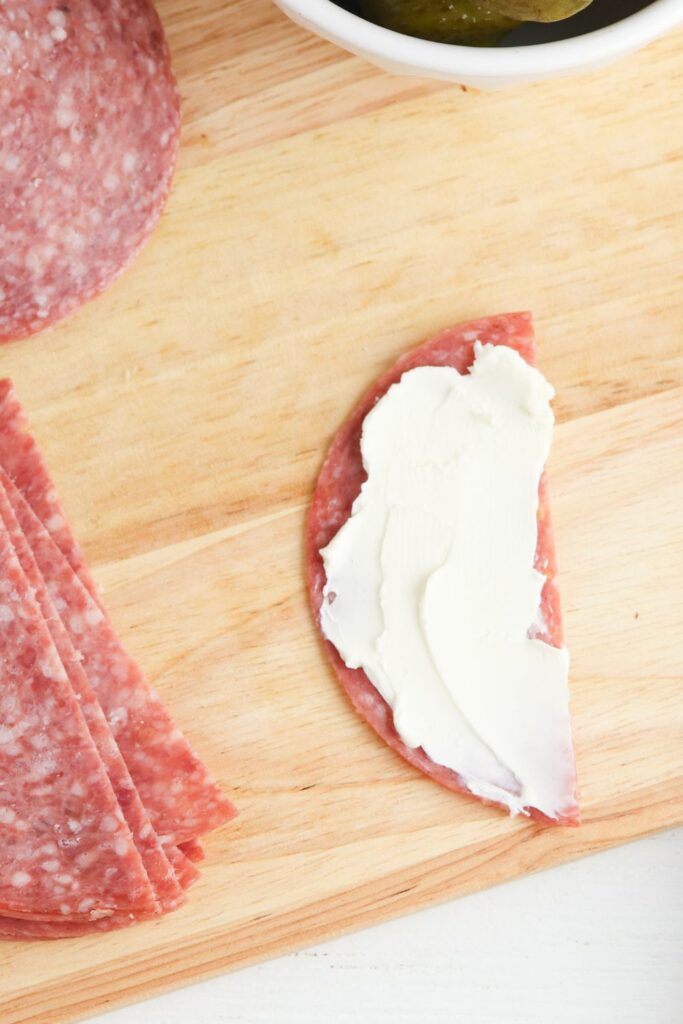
[359,0,519,46]
[487,0,592,20]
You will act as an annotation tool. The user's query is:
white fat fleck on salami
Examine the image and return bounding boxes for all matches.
[0,0,180,343]
[108,706,129,729]
[32,784,57,798]
[69,612,84,634]
[84,605,104,627]
[0,721,29,745]
[38,655,66,681]
[47,10,67,29]
[75,849,98,871]
[55,101,76,131]
[29,732,50,751]
[90,908,115,920]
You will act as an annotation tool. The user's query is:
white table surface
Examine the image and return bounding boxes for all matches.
[91,826,683,1024]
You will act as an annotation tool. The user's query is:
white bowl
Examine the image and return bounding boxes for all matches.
[272,0,683,89]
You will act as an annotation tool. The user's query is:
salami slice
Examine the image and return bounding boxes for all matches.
[0,470,183,912]
[307,313,578,825]
[0,383,236,845]
[0,516,158,921]
[178,839,206,863]
[0,0,180,343]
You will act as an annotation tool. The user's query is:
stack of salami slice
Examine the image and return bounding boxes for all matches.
[0,382,235,940]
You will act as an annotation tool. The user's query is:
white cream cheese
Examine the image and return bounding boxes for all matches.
[320,342,575,819]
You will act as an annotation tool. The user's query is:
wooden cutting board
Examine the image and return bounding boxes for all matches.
[2,3,683,1021]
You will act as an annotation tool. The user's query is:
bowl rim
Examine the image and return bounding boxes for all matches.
[276,0,683,74]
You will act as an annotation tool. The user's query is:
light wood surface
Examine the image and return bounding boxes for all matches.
[1,3,683,1022]
[91,830,683,1024]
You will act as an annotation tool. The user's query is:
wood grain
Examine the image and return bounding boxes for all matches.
[0,3,682,1022]
[88,831,683,1024]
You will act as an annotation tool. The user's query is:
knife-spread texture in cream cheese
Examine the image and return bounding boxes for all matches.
[319,342,574,819]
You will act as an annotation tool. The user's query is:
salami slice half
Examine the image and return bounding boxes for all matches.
[0,382,236,846]
[0,0,180,343]
[307,313,578,825]
[0,469,183,912]
[0,515,158,921]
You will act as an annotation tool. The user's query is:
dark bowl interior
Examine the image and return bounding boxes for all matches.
[334,0,654,46]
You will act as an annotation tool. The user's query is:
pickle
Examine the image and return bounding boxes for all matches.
[487,0,592,20]
[359,0,519,46]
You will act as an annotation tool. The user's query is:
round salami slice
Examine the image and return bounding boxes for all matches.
[307,312,578,825]
[0,0,180,343]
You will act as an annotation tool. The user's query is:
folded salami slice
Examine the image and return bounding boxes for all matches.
[0,517,157,921]
[0,470,183,912]
[0,382,236,846]
[308,313,578,824]
[0,0,180,342]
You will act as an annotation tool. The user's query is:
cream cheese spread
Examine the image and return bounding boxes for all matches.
[319,342,574,819]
